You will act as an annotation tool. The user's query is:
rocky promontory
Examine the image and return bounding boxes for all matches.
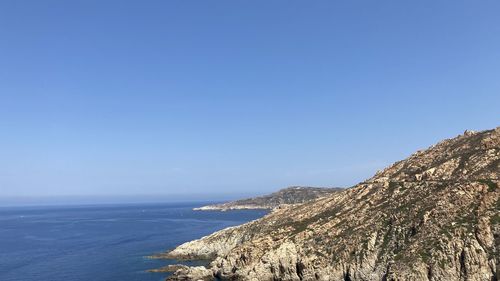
[163,127,499,281]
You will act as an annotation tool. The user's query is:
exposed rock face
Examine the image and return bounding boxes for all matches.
[193,186,343,211]
[166,127,500,281]
[164,265,213,281]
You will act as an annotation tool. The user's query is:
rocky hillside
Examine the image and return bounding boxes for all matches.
[193,186,343,211]
[164,127,499,281]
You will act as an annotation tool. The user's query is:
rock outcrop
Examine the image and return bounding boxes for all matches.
[165,127,500,281]
[193,186,343,211]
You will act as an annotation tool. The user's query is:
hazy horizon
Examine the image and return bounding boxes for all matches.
[1,1,499,201]
[0,193,254,207]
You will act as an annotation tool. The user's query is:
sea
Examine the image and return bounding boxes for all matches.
[0,202,268,281]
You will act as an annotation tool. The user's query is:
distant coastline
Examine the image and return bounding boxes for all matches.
[193,186,343,211]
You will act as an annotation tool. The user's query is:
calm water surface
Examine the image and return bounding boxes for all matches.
[0,202,267,281]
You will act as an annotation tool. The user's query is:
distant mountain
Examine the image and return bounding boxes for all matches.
[165,127,499,281]
[193,186,343,211]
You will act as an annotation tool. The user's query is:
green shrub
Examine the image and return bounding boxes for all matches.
[478,179,497,192]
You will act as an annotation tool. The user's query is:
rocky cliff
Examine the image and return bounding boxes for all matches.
[194,186,343,211]
[165,127,499,281]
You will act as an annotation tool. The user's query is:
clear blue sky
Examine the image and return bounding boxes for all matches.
[1,1,499,201]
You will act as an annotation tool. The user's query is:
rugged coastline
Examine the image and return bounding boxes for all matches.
[160,127,499,281]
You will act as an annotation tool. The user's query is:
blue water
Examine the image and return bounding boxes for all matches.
[0,202,267,281]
